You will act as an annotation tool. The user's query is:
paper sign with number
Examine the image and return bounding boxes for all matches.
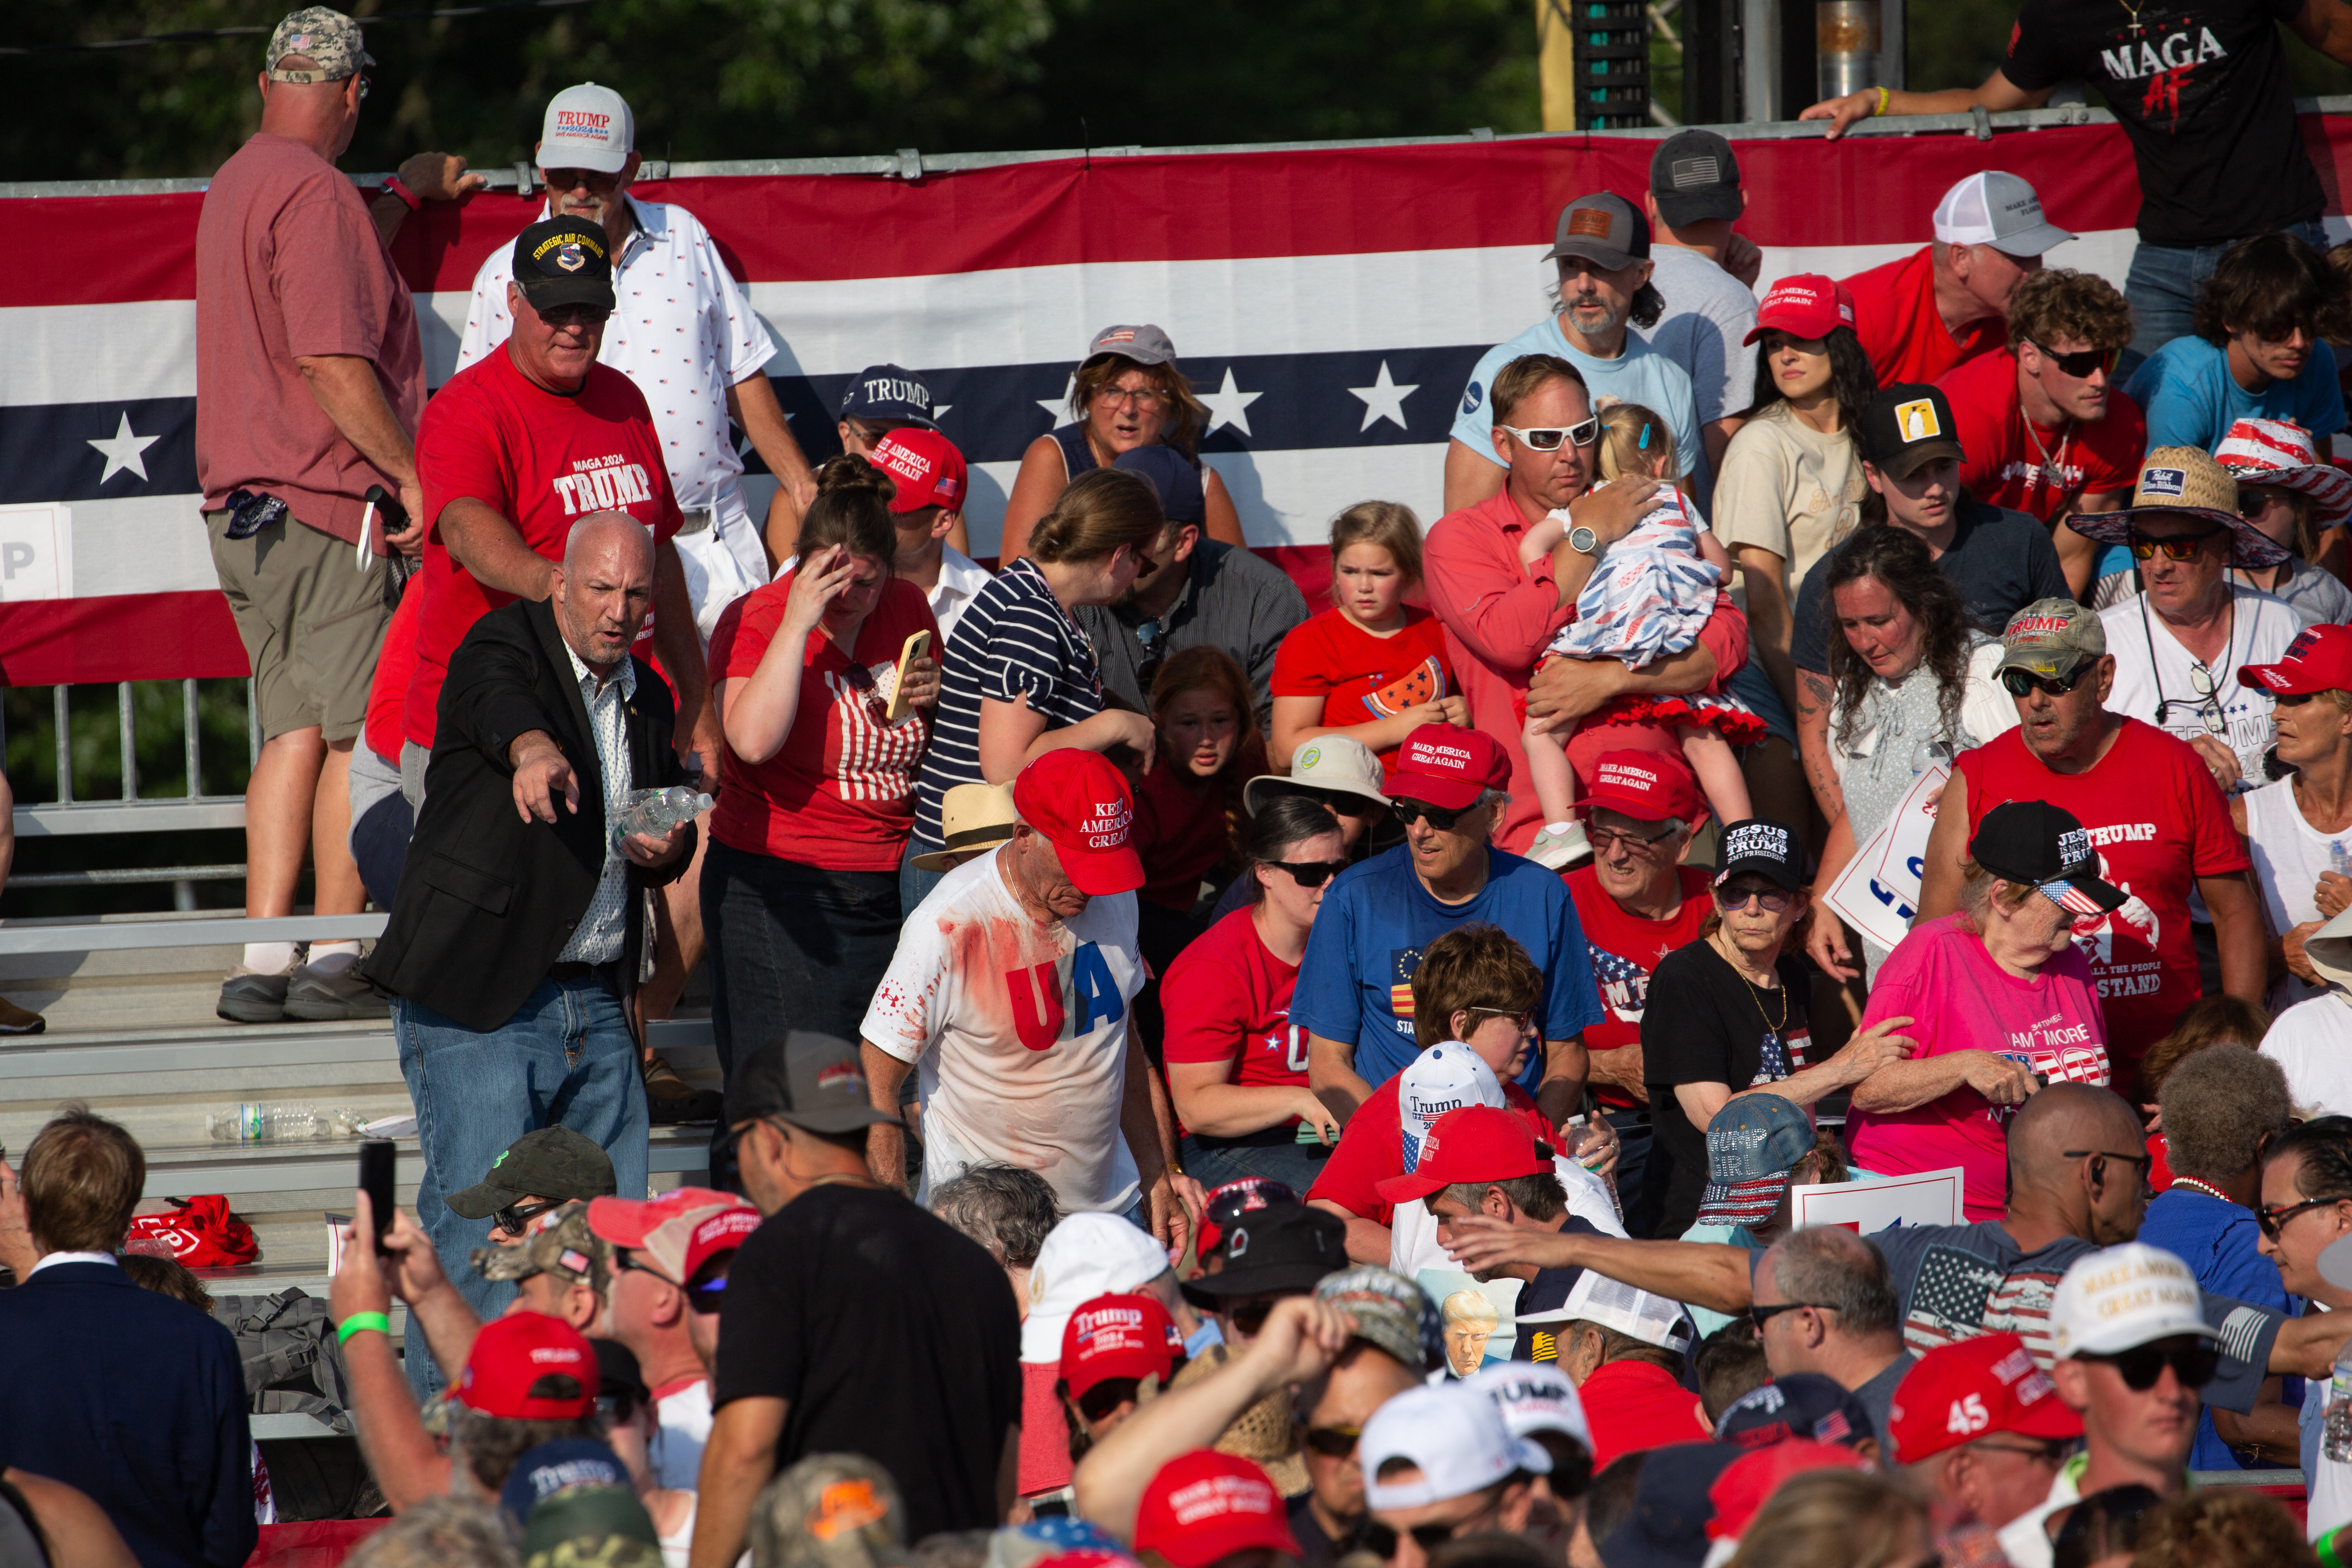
[1822,764,1947,953]
[1790,1167,1964,1234]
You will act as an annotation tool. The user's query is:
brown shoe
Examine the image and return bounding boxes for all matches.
[643,1052,723,1125]
[0,995,45,1036]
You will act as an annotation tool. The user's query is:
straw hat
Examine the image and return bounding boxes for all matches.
[2213,416,2352,527]
[2062,446,2292,569]
[911,782,1018,872]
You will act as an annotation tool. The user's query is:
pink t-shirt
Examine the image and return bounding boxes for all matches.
[194,133,425,546]
[1844,914,2110,1222]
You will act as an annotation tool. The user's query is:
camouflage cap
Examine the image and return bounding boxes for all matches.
[1994,598,2108,683]
[747,1455,910,1568]
[448,1127,617,1220]
[523,1487,662,1568]
[264,8,374,81]
[473,1200,611,1298]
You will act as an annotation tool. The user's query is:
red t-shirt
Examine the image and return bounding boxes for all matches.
[1563,865,1714,1110]
[1307,1072,1551,1229]
[1951,719,2250,1085]
[1939,348,2148,523]
[407,349,684,748]
[1268,606,1456,777]
[1842,246,2006,389]
[1133,739,1263,912]
[706,575,939,872]
[365,586,421,765]
[1578,1360,1711,1470]
[1161,906,1308,1124]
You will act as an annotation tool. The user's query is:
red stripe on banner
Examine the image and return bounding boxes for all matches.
[3,118,2170,307]
[0,591,248,687]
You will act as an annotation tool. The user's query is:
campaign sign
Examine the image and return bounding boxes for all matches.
[0,503,71,601]
[1823,764,1947,953]
[1791,1167,1964,1234]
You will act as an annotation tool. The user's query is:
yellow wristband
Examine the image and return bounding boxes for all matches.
[1873,86,1889,118]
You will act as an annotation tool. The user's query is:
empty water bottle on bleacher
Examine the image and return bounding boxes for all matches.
[205,1104,367,1143]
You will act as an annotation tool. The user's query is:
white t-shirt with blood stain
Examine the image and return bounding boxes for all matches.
[862,846,1148,1215]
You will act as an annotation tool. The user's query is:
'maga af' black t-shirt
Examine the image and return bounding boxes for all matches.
[715,1184,1021,1538]
[2004,0,2321,245]
[1640,939,1814,1239]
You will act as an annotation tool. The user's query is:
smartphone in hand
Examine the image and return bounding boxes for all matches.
[358,1139,396,1254]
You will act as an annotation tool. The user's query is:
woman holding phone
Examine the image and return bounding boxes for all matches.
[703,456,941,1074]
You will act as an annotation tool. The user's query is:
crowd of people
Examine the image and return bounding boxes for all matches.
[24,2,2352,1566]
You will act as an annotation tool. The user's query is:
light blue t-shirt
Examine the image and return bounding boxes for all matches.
[2124,333,2346,453]
[1451,316,1711,513]
[1288,843,1604,1096]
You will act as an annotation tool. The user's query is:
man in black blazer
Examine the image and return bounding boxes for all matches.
[365,513,693,1392]
[0,1110,254,1568]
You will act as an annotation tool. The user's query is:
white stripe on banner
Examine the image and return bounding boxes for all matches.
[0,300,197,408]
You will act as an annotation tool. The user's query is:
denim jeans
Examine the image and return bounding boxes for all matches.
[1604,1108,1659,1239]
[901,837,947,916]
[2123,220,2329,365]
[701,839,903,1080]
[393,974,649,1398]
[1180,1132,1334,1193]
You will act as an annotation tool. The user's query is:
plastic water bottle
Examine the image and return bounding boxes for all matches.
[2325,1341,2352,1462]
[2331,840,2350,880]
[610,785,712,852]
[206,1104,365,1143]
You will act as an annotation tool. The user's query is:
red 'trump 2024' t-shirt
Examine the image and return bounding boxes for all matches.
[1950,718,2247,1085]
[409,349,683,747]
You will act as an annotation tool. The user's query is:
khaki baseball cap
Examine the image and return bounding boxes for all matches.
[1993,598,2108,683]
[265,7,373,81]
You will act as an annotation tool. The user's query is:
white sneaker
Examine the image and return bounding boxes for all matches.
[1526,821,1591,870]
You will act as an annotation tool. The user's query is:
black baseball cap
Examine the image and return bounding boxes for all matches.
[1113,446,1205,526]
[839,363,939,428]
[1714,1372,1878,1453]
[1600,1442,1742,1568]
[446,1126,617,1220]
[1968,800,2128,917]
[511,216,616,312]
[1713,818,1803,895]
[726,1030,903,1136]
[1862,384,1966,480]
[1180,1202,1348,1306]
[1544,192,1650,272]
[1650,130,1742,227]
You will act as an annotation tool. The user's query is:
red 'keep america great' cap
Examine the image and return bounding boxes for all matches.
[1012,750,1145,896]
[1886,1333,2082,1464]
[455,1311,597,1420]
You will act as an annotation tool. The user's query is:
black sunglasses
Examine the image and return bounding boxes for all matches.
[2025,340,2120,380]
[1222,1291,1303,1337]
[1302,1423,1362,1459]
[2000,663,2098,699]
[1075,1377,1144,1423]
[2082,1341,2219,1392]
[2063,1148,2156,1190]
[686,1274,728,1314]
[1749,1300,1835,1330]
[1363,1522,1473,1559]
[1264,858,1352,888]
[2275,690,2322,708]
[1714,884,1794,913]
[536,303,613,328]
[494,1197,565,1237]
[1392,798,1476,832]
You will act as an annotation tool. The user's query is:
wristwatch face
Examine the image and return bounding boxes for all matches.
[1569,526,1598,555]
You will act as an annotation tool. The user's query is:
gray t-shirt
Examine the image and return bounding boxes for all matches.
[1851,1351,1916,1451]
[1637,247,1760,431]
[1075,538,1309,730]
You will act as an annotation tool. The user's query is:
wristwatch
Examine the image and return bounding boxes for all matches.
[1566,524,1600,556]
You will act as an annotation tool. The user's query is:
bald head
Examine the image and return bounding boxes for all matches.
[2007,1084,2151,1244]
[2012,1084,2140,1174]
[551,513,656,672]
[566,511,655,575]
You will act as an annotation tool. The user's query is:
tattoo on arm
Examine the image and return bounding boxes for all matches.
[1796,671,1831,718]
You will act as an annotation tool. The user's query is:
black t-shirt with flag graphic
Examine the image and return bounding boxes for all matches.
[2003,0,2321,246]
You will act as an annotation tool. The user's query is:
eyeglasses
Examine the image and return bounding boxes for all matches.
[1999,662,2098,700]
[536,303,613,328]
[1497,418,1601,452]
[1362,1498,1506,1563]
[595,1390,640,1425]
[1467,1005,1538,1031]
[1392,798,1476,833]
[2062,1148,2157,1191]
[2256,1194,2349,1240]
[1096,385,1170,411]
[543,167,623,194]
[2025,340,2120,380]
[1971,1437,2071,1467]
[685,1273,728,1314]
[2128,527,2229,561]
[1714,884,1795,913]
[1302,1423,1363,1459]
[1133,614,1167,691]
[1222,1292,1302,1337]
[2082,1340,2220,1392]
[1589,822,1680,854]
[1749,1300,1836,1330]
[1264,858,1352,888]
[1075,1378,1144,1423]
[2240,489,2295,518]
[617,1249,682,1288]
[2276,690,2323,708]
[2154,662,2228,736]
[493,1197,565,1237]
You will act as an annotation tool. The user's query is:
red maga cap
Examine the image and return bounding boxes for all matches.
[1387,725,1510,811]
[587,1186,757,1283]
[1886,1332,2082,1465]
[1374,1104,1552,1206]
[1059,1292,1185,1401]
[1577,749,1702,824]
[2241,622,2352,698]
[681,1204,764,1281]
[1133,1452,1301,1568]
[870,428,968,514]
[455,1312,597,1420]
[1704,1441,1871,1543]
[1743,274,1856,346]
[1012,750,1145,896]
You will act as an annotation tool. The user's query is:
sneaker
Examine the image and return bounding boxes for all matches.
[217,968,291,1024]
[1526,821,1592,871]
[644,1053,724,1125]
[283,962,391,1022]
[0,995,44,1036]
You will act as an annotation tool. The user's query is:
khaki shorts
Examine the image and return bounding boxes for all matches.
[207,509,388,744]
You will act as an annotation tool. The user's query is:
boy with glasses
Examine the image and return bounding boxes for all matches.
[1997,1244,2221,1568]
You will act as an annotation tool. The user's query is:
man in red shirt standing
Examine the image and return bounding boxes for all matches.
[1841,172,2073,389]
[408,214,704,787]
[1938,268,2145,595]
[195,6,483,1026]
[1423,353,1744,855]
[1560,752,1713,1240]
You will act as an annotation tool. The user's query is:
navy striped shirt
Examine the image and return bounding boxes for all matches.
[915,558,1105,844]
